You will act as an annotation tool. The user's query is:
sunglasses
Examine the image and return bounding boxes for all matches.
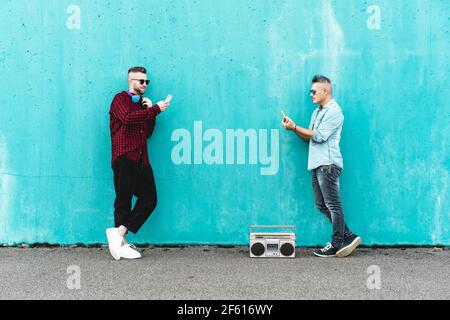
[309,89,317,95]
[131,79,150,85]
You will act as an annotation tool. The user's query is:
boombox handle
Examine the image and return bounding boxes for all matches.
[249,225,296,230]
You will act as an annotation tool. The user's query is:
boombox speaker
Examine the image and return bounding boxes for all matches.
[249,225,296,258]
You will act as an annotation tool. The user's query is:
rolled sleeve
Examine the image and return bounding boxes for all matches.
[311,108,342,144]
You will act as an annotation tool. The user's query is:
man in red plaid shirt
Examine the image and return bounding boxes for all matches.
[106,66,170,260]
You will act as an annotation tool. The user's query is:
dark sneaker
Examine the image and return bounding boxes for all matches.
[313,242,339,257]
[336,234,361,257]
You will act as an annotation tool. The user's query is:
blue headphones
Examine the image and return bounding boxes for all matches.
[127,91,141,103]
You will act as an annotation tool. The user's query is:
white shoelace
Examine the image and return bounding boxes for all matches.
[321,242,333,252]
[122,238,137,249]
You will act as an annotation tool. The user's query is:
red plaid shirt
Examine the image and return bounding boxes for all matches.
[109,91,161,167]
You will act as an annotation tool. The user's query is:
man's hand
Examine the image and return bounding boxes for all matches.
[281,113,296,131]
[142,97,153,108]
[156,100,170,112]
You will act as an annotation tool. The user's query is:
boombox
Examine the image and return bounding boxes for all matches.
[249,225,296,258]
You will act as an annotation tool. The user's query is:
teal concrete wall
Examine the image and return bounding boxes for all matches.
[0,0,448,246]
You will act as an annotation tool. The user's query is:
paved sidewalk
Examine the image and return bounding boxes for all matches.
[0,246,448,300]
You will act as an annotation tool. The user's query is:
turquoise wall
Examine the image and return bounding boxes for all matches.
[0,0,448,246]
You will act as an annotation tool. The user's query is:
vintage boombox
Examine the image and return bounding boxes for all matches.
[249,225,296,258]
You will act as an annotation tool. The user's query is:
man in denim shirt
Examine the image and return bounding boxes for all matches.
[282,75,361,257]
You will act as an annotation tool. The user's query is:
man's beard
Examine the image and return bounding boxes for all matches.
[135,87,145,95]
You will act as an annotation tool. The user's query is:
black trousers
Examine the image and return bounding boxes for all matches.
[112,156,157,234]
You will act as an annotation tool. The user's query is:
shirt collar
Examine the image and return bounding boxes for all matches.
[319,99,335,111]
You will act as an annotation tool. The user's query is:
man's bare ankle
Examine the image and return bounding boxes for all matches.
[118,226,128,238]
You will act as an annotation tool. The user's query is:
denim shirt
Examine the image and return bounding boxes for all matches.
[308,99,344,171]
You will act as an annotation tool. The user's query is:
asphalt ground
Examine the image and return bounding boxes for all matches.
[0,246,448,300]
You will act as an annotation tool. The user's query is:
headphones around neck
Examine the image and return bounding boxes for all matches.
[127,91,141,103]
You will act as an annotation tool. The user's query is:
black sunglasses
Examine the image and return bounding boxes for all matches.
[131,79,150,85]
[309,89,317,95]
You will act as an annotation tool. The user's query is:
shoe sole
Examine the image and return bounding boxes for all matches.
[336,237,361,258]
[106,229,121,261]
[121,255,142,260]
[313,251,336,258]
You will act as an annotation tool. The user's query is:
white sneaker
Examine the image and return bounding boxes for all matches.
[106,228,124,261]
[118,243,142,259]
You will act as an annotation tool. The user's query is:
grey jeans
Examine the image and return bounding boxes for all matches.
[312,164,352,246]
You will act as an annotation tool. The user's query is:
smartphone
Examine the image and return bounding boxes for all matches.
[281,111,286,121]
[165,95,173,103]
